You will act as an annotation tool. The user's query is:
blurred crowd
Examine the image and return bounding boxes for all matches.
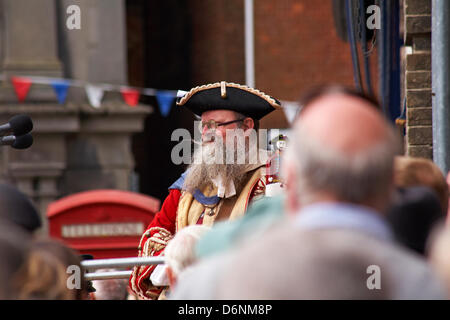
[1,85,450,300]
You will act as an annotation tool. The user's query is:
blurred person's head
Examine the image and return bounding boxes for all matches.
[0,183,41,233]
[91,269,128,300]
[282,86,400,214]
[14,238,87,300]
[387,186,446,255]
[0,223,31,299]
[164,225,210,287]
[394,156,449,215]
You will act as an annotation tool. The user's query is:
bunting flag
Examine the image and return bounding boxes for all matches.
[51,80,70,104]
[85,84,105,108]
[120,88,140,107]
[11,76,32,103]
[156,91,176,117]
[1,74,299,116]
[176,90,188,98]
[280,101,300,124]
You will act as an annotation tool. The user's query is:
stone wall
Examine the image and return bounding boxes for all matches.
[188,0,379,128]
[404,0,432,158]
[0,102,150,235]
[0,0,150,235]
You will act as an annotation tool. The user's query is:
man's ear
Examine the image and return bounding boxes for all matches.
[243,117,254,131]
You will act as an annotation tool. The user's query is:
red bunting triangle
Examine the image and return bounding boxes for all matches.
[11,76,32,103]
[120,88,140,107]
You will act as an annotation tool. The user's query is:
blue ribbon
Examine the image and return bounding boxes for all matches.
[193,189,220,206]
[169,171,220,205]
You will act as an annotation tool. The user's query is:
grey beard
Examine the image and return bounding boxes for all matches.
[183,139,248,194]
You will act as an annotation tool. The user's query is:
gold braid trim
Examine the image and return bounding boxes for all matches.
[176,82,281,109]
[228,167,265,220]
[130,265,144,298]
[130,227,173,300]
[250,177,267,203]
[145,289,161,300]
[141,227,173,257]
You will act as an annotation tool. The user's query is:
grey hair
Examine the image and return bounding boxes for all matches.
[283,122,400,205]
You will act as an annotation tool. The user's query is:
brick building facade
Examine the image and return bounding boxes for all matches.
[187,0,378,128]
[404,0,432,159]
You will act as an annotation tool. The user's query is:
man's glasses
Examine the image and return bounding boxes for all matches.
[199,118,246,131]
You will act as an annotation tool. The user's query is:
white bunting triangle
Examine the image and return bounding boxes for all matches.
[281,100,301,125]
[85,84,105,108]
[176,90,188,98]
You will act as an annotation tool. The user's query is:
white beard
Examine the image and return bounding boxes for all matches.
[183,134,249,194]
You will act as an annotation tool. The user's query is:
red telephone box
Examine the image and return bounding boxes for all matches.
[47,190,160,259]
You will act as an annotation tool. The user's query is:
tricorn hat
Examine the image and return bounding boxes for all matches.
[177,81,281,120]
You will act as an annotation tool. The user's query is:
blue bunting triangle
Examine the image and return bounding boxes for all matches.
[156,91,175,117]
[51,80,70,104]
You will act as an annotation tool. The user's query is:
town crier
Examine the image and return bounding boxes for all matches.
[129,81,281,299]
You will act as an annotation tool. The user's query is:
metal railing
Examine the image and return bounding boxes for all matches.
[81,257,165,281]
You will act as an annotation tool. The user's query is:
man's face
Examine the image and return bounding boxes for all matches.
[185,109,251,192]
[200,110,242,143]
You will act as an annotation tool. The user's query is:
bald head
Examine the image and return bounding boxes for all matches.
[284,89,399,212]
[299,93,389,154]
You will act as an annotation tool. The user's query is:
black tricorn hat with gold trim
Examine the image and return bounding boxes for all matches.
[177,81,281,120]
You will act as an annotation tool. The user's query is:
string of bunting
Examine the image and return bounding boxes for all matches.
[3,74,300,122]
[4,74,179,118]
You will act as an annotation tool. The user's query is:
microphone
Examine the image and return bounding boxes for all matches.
[1,134,33,149]
[0,114,33,136]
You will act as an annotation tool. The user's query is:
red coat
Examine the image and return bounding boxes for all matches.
[129,173,266,299]
[129,188,181,299]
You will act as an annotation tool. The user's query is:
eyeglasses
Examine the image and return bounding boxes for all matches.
[199,118,246,131]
